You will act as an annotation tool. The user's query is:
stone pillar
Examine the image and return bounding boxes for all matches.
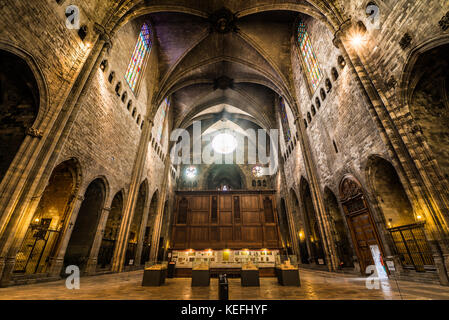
[293,116,339,271]
[85,207,111,275]
[149,157,171,262]
[111,118,154,273]
[47,195,85,277]
[134,199,151,267]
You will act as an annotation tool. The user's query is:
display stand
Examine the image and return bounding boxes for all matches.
[191,262,210,287]
[167,262,176,278]
[142,263,168,287]
[241,262,260,287]
[275,257,301,286]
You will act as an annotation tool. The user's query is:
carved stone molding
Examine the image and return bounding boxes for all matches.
[399,33,412,50]
[385,76,397,90]
[26,127,43,138]
[332,19,352,48]
[208,8,239,34]
[94,23,113,50]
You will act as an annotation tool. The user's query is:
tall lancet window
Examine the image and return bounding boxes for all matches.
[279,97,291,143]
[297,20,323,92]
[125,23,152,92]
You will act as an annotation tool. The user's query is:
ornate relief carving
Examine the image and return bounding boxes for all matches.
[439,12,449,31]
[399,33,412,50]
[26,127,43,138]
[340,178,363,200]
[209,8,238,34]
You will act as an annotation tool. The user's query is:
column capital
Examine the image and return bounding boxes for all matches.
[94,23,113,50]
[332,19,352,48]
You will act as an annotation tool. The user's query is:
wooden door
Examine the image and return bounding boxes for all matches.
[348,212,376,272]
[340,177,383,274]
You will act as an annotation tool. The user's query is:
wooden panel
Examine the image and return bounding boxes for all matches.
[234,226,242,241]
[242,211,261,224]
[190,211,209,225]
[190,196,210,210]
[173,227,187,248]
[242,227,262,242]
[241,195,259,210]
[219,211,232,225]
[190,227,209,241]
[264,226,277,241]
[219,196,232,210]
[210,227,219,242]
[220,227,233,241]
[172,192,281,250]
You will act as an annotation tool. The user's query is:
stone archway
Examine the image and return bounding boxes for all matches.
[125,181,148,266]
[290,189,309,263]
[279,198,293,255]
[64,178,107,271]
[367,156,435,272]
[157,200,171,261]
[0,50,39,184]
[367,156,415,228]
[323,187,354,268]
[407,43,449,181]
[13,159,80,274]
[300,178,326,265]
[140,190,159,265]
[97,190,124,270]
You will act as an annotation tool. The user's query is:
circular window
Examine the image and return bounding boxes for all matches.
[212,133,237,154]
[252,166,263,177]
[185,166,197,179]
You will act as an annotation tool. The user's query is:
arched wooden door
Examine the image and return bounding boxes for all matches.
[339,177,384,274]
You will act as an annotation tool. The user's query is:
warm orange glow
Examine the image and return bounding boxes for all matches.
[298,231,305,241]
[417,215,423,220]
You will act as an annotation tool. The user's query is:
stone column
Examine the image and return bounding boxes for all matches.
[293,116,339,271]
[111,118,154,273]
[149,157,171,262]
[47,195,85,277]
[85,207,111,275]
[134,199,151,267]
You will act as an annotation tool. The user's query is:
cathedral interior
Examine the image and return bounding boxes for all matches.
[0,0,449,300]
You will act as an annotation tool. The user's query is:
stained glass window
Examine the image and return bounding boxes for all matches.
[252,166,263,178]
[279,97,291,143]
[297,20,323,92]
[125,23,152,92]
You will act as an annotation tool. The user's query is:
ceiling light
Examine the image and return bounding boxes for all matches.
[212,133,237,154]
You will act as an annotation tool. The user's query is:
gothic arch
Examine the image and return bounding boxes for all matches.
[13,158,81,274]
[0,44,48,187]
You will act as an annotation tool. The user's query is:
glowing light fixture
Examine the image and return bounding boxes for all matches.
[185,166,197,179]
[212,133,237,154]
[252,166,263,178]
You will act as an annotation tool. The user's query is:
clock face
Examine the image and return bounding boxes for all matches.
[252,166,263,177]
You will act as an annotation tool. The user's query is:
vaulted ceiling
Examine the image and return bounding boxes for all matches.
[108,1,344,130]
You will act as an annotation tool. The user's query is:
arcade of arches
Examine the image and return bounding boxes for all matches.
[0,0,449,298]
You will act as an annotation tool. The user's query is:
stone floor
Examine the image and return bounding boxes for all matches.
[1,268,449,300]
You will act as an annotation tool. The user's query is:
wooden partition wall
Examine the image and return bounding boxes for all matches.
[171,191,282,250]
